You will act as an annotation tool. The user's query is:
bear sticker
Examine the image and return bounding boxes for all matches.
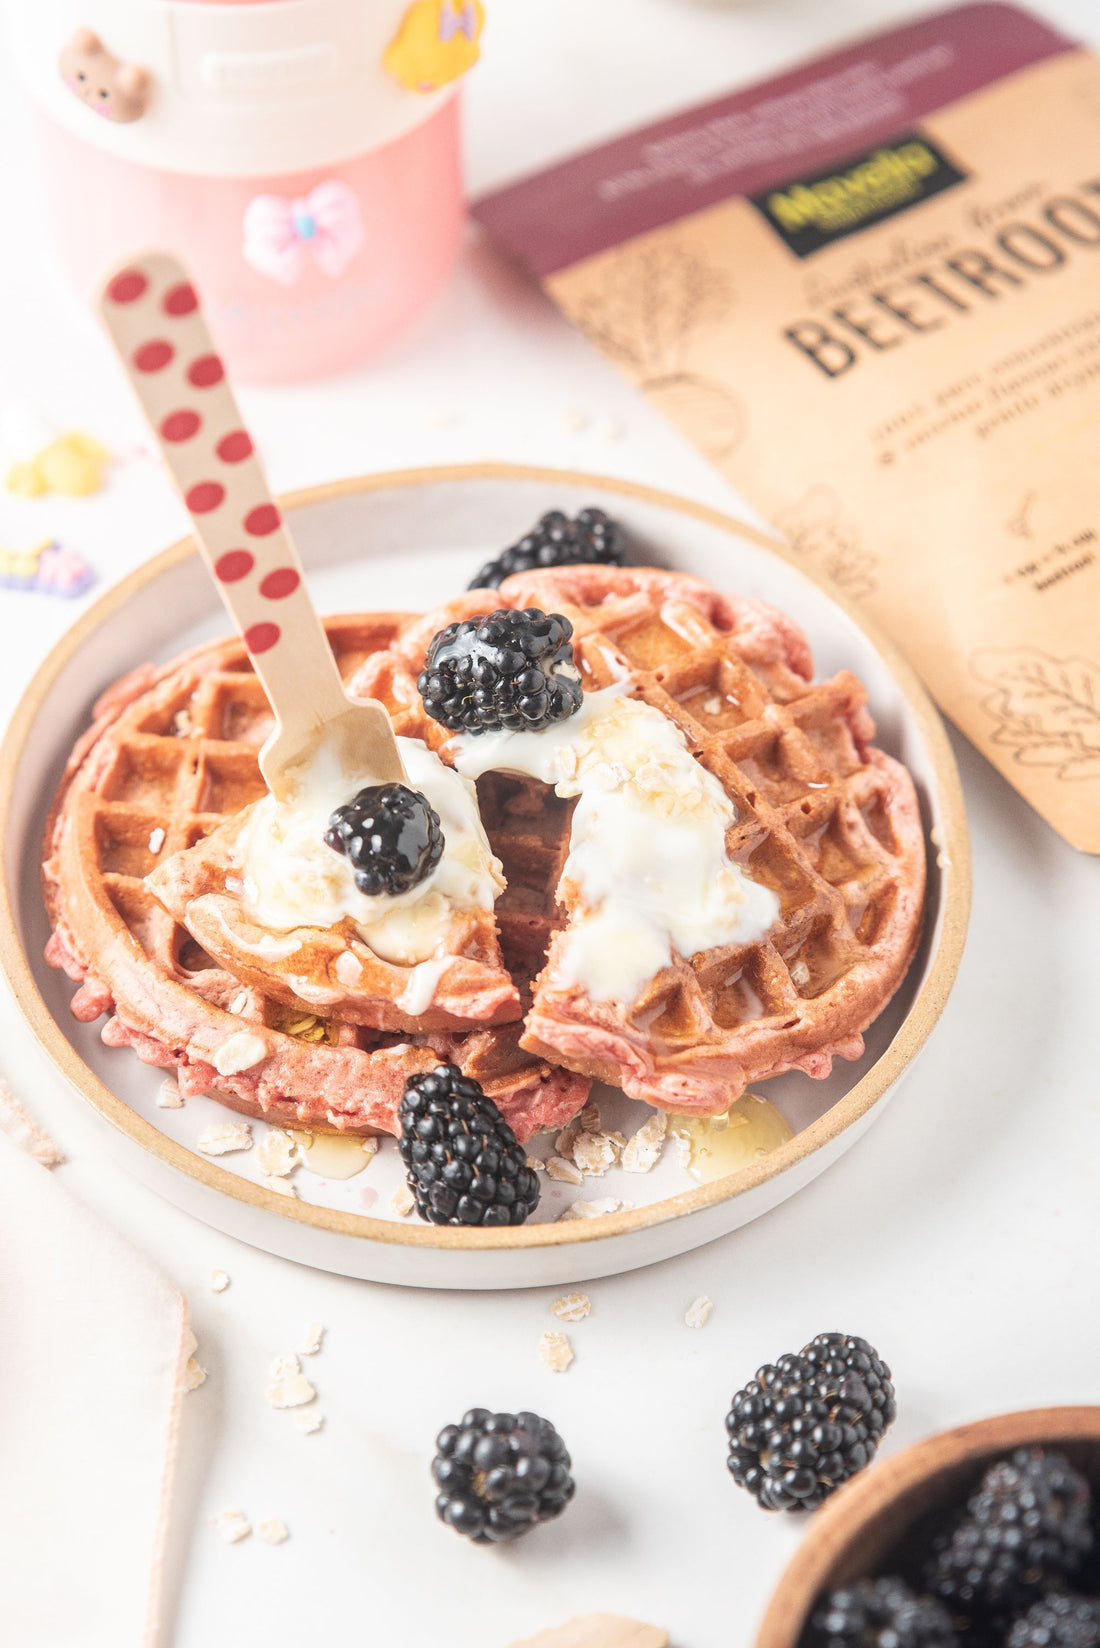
[59,29,150,124]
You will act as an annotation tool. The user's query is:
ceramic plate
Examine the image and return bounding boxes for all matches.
[0,465,969,1288]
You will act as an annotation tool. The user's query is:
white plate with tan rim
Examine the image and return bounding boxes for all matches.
[0,464,970,1289]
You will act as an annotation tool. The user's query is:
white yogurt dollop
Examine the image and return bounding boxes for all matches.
[452,689,779,1003]
[235,737,503,966]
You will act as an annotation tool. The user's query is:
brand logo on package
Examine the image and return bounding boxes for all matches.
[749,132,968,258]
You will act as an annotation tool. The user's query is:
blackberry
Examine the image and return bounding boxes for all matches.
[924,1449,1093,1616]
[1007,1595,1100,1648]
[398,1063,540,1227]
[468,506,625,590]
[808,1577,955,1648]
[324,782,443,897]
[725,1332,896,1512]
[432,1408,575,1543]
[417,607,583,735]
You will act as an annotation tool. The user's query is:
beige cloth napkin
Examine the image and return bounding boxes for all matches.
[0,1085,191,1648]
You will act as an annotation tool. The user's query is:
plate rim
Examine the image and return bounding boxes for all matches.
[0,461,971,1251]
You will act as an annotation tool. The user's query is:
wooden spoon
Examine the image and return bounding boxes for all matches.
[99,252,404,802]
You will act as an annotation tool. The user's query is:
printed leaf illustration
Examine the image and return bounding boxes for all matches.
[971,647,1100,780]
[774,485,879,601]
[645,372,747,463]
[573,243,732,379]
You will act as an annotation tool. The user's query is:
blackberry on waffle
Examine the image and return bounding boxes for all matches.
[468,506,625,591]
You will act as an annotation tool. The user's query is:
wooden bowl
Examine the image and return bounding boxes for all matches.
[756,1406,1100,1648]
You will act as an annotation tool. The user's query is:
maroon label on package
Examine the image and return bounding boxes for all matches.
[472,3,1076,276]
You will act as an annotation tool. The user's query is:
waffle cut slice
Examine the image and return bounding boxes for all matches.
[42,618,589,1142]
[145,727,520,1034]
[406,566,927,1115]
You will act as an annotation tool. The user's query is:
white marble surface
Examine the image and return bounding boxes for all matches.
[1,2,1098,1645]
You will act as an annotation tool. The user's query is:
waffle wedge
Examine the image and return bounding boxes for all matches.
[42,619,588,1141]
[396,566,927,1113]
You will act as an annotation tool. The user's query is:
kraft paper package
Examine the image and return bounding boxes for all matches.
[474,3,1100,852]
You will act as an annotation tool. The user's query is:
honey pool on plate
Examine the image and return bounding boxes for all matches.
[668,1094,793,1183]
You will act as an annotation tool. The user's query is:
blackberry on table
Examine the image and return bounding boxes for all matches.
[398,1063,540,1228]
[324,782,443,897]
[725,1332,896,1512]
[418,607,583,735]
[924,1448,1093,1616]
[809,1577,955,1648]
[468,506,625,590]
[1007,1594,1100,1648]
[432,1408,575,1543]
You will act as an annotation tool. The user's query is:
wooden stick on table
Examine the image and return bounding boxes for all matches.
[508,1615,670,1648]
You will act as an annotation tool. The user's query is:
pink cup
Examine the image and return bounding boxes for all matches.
[9,0,475,382]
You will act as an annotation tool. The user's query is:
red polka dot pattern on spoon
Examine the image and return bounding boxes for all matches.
[185,480,226,515]
[215,550,254,583]
[163,282,198,317]
[243,504,281,537]
[259,568,300,600]
[96,252,382,703]
[133,339,174,373]
[160,409,201,443]
[216,430,253,464]
[244,622,281,655]
[107,269,147,304]
[187,353,225,388]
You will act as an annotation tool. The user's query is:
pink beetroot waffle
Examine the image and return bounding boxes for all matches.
[41,617,588,1142]
[43,565,925,1143]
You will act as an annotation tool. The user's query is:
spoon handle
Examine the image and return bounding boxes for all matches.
[99,253,394,769]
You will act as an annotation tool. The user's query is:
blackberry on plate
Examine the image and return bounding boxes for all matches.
[808,1576,954,1648]
[418,607,583,735]
[324,782,443,897]
[1007,1594,1100,1648]
[468,506,625,590]
[398,1063,540,1227]
[432,1408,575,1543]
[924,1448,1093,1615]
[725,1332,896,1512]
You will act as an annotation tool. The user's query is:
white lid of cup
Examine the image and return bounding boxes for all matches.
[5,0,459,177]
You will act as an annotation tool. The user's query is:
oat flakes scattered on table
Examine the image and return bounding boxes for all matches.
[551,1293,591,1323]
[211,1510,251,1544]
[300,1322,325,1356]
[538,1331,575,1373]
[685,1295,714,1330]
[267,1352,316,1409]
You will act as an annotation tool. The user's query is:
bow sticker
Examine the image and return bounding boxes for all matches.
[241,181,365,286]
[438,2,479,41]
